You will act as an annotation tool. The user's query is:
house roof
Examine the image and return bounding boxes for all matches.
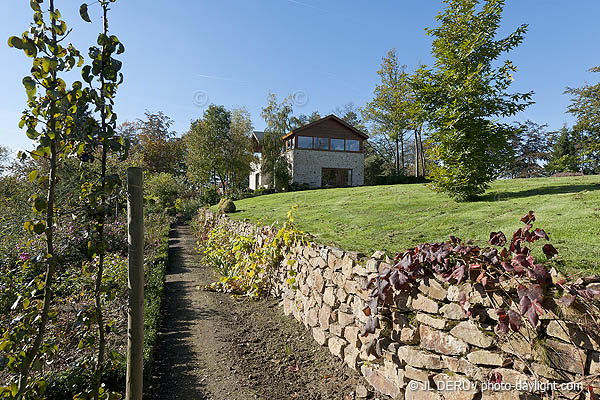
[252,131,265,143]
[281,114,369,140]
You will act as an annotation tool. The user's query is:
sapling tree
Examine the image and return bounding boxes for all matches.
[418,0,533,200]
[79,1,126,398]
[6,0,83,397]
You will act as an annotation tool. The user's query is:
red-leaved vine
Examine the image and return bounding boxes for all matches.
[361,211,569,337]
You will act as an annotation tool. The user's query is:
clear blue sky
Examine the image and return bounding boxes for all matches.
[1,0,599,155]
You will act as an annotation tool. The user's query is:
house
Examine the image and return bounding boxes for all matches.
[249,114,368,189]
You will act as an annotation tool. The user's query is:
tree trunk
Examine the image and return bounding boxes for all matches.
[400,133,405,175]
[414,130,419,177]
[395,136,400,176]
[418,126,426,176]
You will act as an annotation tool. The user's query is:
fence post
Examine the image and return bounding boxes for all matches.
[126,167,144,400]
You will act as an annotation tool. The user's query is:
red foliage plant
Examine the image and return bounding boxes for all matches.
[361,211,566,336]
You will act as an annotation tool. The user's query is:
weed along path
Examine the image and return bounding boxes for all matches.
[147,224,372,400]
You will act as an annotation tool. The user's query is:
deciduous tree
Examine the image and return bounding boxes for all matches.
[418,0,533,200]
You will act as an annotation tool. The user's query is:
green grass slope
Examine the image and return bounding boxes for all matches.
[228,176,600,274]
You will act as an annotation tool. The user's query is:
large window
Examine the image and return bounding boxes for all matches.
[298,136,312,149]
[314,137,329,150]
[330,138,344,151]
[346,139,360,152]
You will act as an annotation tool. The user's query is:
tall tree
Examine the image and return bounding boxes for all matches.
[136,111,184,174]
[260,92,294,189]
[564,67,600,174]
[184,105,253,192]
[507,121,551,178]
[546,125,580,174]
[363,49,413,175]
[418,0,533,200]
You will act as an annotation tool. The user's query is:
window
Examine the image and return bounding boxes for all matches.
[346,139,360,152]
[314,137,329,150]
[331,138,344,151]
[298,136,312,149]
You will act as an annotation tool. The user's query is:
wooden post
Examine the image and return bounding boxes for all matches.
[126,167,144,400]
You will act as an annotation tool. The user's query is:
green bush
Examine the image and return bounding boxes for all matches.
[175,197,204,220]
[218,198,236,213]
[145,172,187,208]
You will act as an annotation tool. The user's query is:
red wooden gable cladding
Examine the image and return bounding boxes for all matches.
[283,114,368,153]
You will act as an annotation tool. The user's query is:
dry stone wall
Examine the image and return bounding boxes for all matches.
[204,210,600,400]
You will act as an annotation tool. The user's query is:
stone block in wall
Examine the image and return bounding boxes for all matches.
[405,380,443,400]
[341,255,354,278]
[466,350,508,367]
[353,263,368,277]
[398,346,443,370]
[360,364,403,399]
[399,327,420,345]
[543,339,586,374]
[330,247,344,259]
[433,373,477,400]
[343,325,360,348]
[412,293,439,314]
[441,356,483,381]
[343,343,360,370]
[344,279,359,295]
[371,250,386,260]
[440,303,468,320]
[450,321,494,349]
[419,325,469,356]
[418,276,448,301]
[530,362,576,382]
[487,368,529,386]
[416,313,449,330]
[312,326,330,346]
[365,258,379,274]
[323,286,337,307]
[318,303,333,330]
[310,255,327,269]
[329,323,344,337]
[305,306,319,327]
[405,365,433,383]
[498,329,535,360]
[447,283,472,302]
[337,309,355,328]
[328,336,348,359]
[319,247,329,261]
[394,289,417,311]
[336,287,348,304]
[311,269,325,293]
[546,319,600,352]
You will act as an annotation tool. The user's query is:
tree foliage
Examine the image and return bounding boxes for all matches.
[184,105,254,193]
[363,49,413,175]
[260,93,294,190]
[564,67,600,174]
[546,125,580,174]
[135,111,184,175]
[506,121,551,178]
[419,0,533,201]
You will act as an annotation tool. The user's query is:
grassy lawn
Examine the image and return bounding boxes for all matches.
[225,175,600,274]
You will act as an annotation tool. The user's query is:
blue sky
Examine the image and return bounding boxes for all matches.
[1,0,599,155]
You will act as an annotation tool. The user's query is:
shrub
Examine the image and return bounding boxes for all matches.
[145,172,187,209]
[218,198,236,214]
[175,197,204,220]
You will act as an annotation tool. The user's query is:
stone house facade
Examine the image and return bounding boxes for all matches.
[249,114,368,190]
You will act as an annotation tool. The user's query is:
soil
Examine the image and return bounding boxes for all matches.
[147,224,377,400]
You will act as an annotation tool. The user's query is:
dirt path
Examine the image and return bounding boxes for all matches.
[147,224,371,400]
